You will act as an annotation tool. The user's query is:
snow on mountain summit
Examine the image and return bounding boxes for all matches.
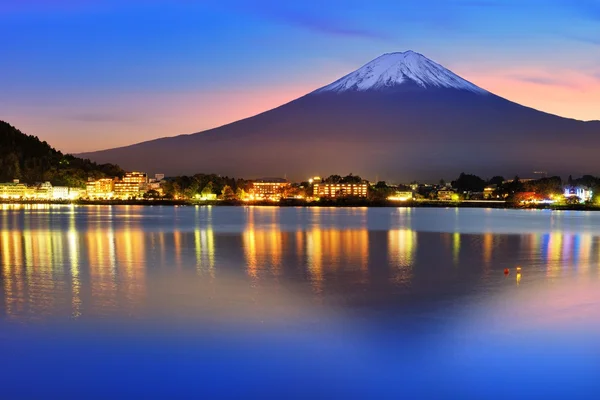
[316,51,487,94]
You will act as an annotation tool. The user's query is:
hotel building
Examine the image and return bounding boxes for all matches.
[0,180,28,199]
[249,178,290,200]
[86,178,115,199]
[313,182,368,198]
[114,172,148,199]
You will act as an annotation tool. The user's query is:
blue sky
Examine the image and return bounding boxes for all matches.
[0,0,598,152]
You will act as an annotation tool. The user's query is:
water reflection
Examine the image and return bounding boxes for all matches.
[388,229,416,285]
[304,227,370,292]
[243,207,284,279]
[0,206,599,320]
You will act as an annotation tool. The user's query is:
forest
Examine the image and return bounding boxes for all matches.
[0,121,124,187]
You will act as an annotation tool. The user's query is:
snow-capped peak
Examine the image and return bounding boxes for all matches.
[315,51,487,94]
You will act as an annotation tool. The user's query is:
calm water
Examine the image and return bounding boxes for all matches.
[0,205,599,398]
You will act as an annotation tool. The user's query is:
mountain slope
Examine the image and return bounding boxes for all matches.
[315,51,487,94]
[79,51,600,181]
[0,120,124,186]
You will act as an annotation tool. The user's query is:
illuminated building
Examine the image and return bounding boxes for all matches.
[313,182,368,198]
[145,173,165,196]
[564,186,592,202]
[68,188,84,200]
[146,181,163,195]
[249,178,290,200]
[33,182,53,199]
[51,186,70,199]
[114,171,148,199]
[86,178,115,199]
[0,180,28,199]
[483,185,497,199]
[437,189,456,201]
[388,191,413,201]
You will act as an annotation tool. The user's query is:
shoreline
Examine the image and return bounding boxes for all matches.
[1,199,599,211]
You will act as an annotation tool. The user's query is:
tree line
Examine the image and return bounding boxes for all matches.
[0,121,124,187]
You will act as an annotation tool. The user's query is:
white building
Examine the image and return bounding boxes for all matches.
[52,186,71,200]
[564,187,592,202]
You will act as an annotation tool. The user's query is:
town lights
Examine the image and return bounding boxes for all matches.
[387,196,410,201]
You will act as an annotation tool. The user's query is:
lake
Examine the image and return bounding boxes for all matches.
[0,205,599,398]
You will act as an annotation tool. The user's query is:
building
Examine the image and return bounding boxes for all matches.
[145,173,165,196]
[483,185,497,199]
[388,191,413,201]
[437,189,456,201]
[313,182,368,198]
[52,186,71,200]
[32,182,53,200]
[0,180,28,199]
[68,188,84,200]
[123,171,148,185]
[114,172,148,199]
[249,178,290,200]
[564,186,593,202]
[86,178,115,199]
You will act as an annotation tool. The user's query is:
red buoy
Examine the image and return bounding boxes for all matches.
[504,268,510,275]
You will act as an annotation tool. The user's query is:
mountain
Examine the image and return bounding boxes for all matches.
[0,120,124,186]
[315,51,486,94]
[79,51,600,181]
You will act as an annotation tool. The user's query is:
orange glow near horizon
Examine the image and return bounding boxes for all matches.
[6,65,599,154]
[467,67,600,122]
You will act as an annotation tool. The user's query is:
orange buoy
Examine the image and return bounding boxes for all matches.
[504,268,510,275]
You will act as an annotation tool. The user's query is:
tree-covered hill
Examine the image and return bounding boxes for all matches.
[0,120,124,187]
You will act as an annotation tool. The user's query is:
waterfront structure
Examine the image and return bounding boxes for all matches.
[0,180,83,200]
[483,185,497,199]
[68,188,84,200]
[249,178,290,200]
[0,180,28,199]
[146,173,165,196]
[52,186,70,199]
[114,172,148,199]
[437,188,456,201]
[33,182,53,199]
[388,191,413,201]
[313,182,368,198]
[564,186,592,202]
[86,178,115,199]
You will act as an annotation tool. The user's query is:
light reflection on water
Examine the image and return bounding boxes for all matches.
[0,205,599,321]
[0,205,599,398]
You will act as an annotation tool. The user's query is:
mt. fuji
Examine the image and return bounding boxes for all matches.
[80,51,600,181]
[316,51,487,94]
